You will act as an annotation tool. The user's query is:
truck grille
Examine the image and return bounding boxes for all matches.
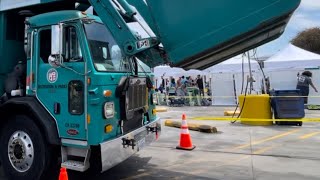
[122,77,148,134]
[126,78,147,111]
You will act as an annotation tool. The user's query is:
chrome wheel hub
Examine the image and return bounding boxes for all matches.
[8,131,34,172]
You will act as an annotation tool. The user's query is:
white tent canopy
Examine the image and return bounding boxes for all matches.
[264,44,320,70]
[186,69,207,76]
[153,65,186,78]
[220,55,244,64]
[153,65,208,78]
[205,44,320,73]
[266,44,320,62]
[205,56,260,73]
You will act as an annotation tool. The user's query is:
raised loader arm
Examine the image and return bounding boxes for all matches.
[87,0,159,54]
[88,0,301,69]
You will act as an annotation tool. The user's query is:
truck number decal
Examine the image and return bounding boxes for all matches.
[137,39,150,49]
[65,123,80,128]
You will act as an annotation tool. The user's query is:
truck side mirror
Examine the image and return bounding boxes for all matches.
[49,24,64,67]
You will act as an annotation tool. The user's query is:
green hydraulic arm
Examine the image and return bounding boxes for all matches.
[87,0,301,69]
[88,0,159,55]
[0,0,301,69]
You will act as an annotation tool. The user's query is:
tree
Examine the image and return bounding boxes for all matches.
[291,27,320,55]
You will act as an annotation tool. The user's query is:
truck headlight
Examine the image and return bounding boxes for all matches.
[152,93,158,105]
[104,102,114,119]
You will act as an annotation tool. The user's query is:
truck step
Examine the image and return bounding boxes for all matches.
[61,160,89,172]
[60,146,91,172]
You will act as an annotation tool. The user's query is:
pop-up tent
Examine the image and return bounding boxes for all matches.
[153,65,186,78]
[205,44,320,105]
[204,55,263,105]
[263,44,320,105]
[186,69,208,76]
[264,44,320,70]
[206,44,320,73]
[153,65,209,89]
[205,55,261,73]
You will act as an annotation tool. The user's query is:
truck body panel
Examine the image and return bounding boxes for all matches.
[0,0,301,70]
[129,0,301,69]
[0,0,69,11]
[0,11,25,95]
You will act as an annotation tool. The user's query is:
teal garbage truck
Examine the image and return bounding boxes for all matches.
[0,0,300,179]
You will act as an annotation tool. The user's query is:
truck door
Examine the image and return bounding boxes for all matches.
[35,25,87,140]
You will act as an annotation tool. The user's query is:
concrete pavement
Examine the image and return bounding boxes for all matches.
[1,106,320,179]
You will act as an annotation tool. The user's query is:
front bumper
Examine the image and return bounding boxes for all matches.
[100,117,161,172]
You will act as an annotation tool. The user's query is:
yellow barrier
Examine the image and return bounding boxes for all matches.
[238,94,273,126]
[192,117,320,122]
[155,107,168,112]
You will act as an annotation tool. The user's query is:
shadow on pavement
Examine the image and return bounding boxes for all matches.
[68,155,215,180]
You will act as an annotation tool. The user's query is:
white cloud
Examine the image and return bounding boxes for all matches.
[300,0,320,10]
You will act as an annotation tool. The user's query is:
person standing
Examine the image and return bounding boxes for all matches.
[196,75,204,97]
[158,76,165,93]
[165,78,170,93]
[187,76,194,87]
[296,71,318,104]
[177,77,182,88]
[181,76,186,85]
[170,77,176,88]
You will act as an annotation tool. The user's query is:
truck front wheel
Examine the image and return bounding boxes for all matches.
[0,115,54,180]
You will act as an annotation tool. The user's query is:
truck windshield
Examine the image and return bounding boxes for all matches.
[84,22,130,72]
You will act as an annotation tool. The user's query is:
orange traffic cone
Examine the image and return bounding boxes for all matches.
[176,113,196,150]
[59,167,68,180]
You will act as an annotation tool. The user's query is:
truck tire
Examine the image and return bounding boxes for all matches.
[0,115,55,180]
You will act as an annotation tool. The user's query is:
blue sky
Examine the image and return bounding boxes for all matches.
[258,0,320,57]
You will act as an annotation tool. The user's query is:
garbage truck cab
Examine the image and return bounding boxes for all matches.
[0,5,160,180]
[26,9,160,169]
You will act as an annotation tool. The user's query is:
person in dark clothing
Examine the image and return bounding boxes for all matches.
[196,75,204,97]
[296,71,318,104]
[170,77,176,87]
[261,77,271,94]
[158,76,165,93]
[161,76,165,88]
